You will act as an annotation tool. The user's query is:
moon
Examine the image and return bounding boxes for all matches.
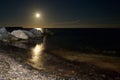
[35,13,40,18]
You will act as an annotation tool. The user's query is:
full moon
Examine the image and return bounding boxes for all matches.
[35,13,40,18]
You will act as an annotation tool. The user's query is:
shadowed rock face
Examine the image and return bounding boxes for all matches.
[0,27,8,33]
[0,27,18,42]
[30,29,42,37]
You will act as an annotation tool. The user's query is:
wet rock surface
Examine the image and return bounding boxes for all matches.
[0,42,120,80]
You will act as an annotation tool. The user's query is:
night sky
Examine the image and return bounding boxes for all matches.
[0,0,120,28]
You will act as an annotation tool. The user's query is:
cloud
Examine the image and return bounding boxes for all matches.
[42,20,120,28]
[1,18,120,28]
[47,20,81,25]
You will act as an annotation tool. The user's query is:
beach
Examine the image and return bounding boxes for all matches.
[0,41,120,80]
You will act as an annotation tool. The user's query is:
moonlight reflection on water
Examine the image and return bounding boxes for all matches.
[32,44,44,56]
[29,41,45,69]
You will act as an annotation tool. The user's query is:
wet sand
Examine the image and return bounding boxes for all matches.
[51,50,120,73]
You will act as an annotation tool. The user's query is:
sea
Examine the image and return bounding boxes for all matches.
[45,28,120,56]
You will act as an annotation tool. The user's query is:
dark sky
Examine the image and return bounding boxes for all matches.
[0,0,120,28]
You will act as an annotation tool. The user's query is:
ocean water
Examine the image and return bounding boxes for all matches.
[45,28,120,56]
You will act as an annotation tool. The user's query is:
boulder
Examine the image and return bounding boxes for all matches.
[0,27,8,34]
[0,27,18,42]
[30,29,42,37]
[11,30,29,40]
[22,30,35,38]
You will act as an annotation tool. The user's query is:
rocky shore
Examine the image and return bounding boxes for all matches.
[0,27,42,42]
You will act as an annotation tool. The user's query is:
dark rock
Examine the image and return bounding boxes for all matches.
[23,63,32,70]
[30,29,42,37]
[0,27,18,42]
[0,27,8,34]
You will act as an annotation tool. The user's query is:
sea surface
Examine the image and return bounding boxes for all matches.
[45,28,120,56]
